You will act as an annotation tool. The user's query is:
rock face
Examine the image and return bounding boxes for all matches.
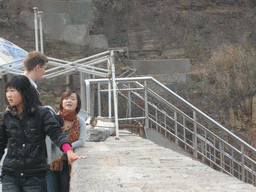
[17,1,256,60]
[61,24,89,46]
[20,0,108,48]
[88,35,108,49]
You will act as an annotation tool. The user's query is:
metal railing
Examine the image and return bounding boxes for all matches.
[85,76,256,186]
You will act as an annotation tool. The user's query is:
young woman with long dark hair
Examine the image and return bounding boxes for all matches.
[0,75,85,192]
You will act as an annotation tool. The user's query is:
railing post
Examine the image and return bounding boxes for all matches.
[33,7,39,52]
[128,83,131,122]
[164,115,167,137]
[91,84,95,116]
[252,164,255,185]
[110,50,119,138]
[214,137,216,164]
[231,149,234,176]
[85,80,91,115]
[174,111,178,144]
[183,115,187,151]
[80,73,86,110]
[98,83,101,117]
[156,109,158,131]
[220,141,223,173]
[108,79,112,119]
[241,144,245,182]
[107,60,112,119]
[144,80,149,128]
[203,131,207,163]
[193,111,198,158]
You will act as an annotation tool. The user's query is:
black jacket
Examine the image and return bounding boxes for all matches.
[0,106,70,177]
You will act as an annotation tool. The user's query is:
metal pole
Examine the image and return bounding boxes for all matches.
[193,111,198,158]
[108,80,112,119]
[174,111,178,144]
[241,144,245,182]
[220,141,223,173]
[231,149,234,176]
[183,115,187,151]
[85,80,91,115]
[164,115,167,137]
[80,73,86,110]
[98,83,101,116]
[214,137,216,164]
[128,83,131,120]
[91,84,95,116]
[38,11,44,54]
[33,7,39,52]
[156,109,158,131]
[108,60,112,119]
[144,80,149,128]
[110,50,119,138]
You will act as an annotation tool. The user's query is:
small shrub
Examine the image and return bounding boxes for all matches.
[188,44,256,131]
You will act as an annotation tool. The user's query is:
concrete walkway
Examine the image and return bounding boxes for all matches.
[70,130,256,192]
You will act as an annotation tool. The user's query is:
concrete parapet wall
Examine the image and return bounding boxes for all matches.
[130,59,191,92]
[130,59,191,75]
[70,130,256,191]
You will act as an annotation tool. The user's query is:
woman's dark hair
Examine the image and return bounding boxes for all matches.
[59,89,81,114]
[5,75,39,119]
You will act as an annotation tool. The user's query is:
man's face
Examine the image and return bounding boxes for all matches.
[36,63,47,81]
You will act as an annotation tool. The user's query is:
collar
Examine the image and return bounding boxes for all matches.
[5,106,18,117]
[5,105,36,117]
[22,73,37,89]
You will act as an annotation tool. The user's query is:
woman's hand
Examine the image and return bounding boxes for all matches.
[66,150,86,165]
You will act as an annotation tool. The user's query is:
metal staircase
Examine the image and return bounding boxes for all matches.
[85,75,256,186]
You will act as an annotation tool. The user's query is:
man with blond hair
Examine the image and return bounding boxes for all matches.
[23,50,48,105]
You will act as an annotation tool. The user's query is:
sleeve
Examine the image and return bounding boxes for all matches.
[41,108,70,150]
[61,143,73,153]
[0,117,8,160]
[71,117,86,150]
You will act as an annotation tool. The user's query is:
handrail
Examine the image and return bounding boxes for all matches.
[89,76,256,152]
[85,75,256,186]
[103,76,256,154]
[149,78,254,150]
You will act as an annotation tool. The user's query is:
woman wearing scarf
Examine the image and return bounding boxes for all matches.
[50,89,86,192]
